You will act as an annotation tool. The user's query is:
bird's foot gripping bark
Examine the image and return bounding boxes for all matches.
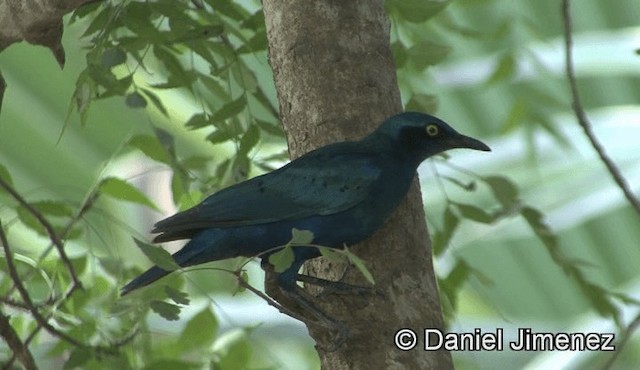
[281,287,350,351]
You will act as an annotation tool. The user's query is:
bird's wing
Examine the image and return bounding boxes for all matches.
[152,149,382,237]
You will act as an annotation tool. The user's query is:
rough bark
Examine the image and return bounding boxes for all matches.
[0,0,96,65]
[262,1,453,369]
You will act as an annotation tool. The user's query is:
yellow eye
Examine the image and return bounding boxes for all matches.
[426,124,439,136]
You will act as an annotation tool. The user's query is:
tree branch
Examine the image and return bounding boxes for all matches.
[0,308,38,370]
[561,0,640,215]
[0,177,82,290]
[0,220,84,348]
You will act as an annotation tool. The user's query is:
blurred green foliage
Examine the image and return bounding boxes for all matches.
[1,0,639,369]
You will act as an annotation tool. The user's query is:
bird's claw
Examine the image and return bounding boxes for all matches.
[281,287,351,350]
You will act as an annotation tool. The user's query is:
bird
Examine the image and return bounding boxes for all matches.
[121,112,490,302]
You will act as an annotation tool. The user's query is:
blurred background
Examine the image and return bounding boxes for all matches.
[0,0,639,368]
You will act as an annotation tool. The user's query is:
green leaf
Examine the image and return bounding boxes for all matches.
[102,47,127,69]
[150,300,181,321]
[125,92,147,108]
[268,246,294,273]
[344,249,375,285]
[392,41,408,68]
[142,360,199,370]
[133,238,180,272]
[129,135,171,164]
[165,286,190,305]
[289,228,314,246]
[99,177,160,211]
[143,360,203,370]
[140,88,168,116]
[520,206,555,248]
[483,176,519,208]
[185,113,212,130]
[236,30,267,54]
[318,247,344,263]
[64,347,92,369]
[487,53,515,84]
[239,124,260,155]
[213,329,251,370]
[16,208,45,236]
[30,200,73,217]
[433,206,460,256]
[407,42,452,70]
[172,24,224,43]
[123,2,162,42]
[212,95,247,122]
[231,61,258,92]
[207,129,236,144]
[0,163,13,186]
[453,202,494,224]
[153,46,194,88]
[387,0,452,23]
[179,307,218,351]
[81,6,111,37]
[501,98,527,133]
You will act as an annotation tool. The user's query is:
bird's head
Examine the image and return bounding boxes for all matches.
[371,111,491,163]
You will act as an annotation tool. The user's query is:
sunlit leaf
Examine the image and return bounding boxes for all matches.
[178,307,218,351]
[212,95,247,122]
[129,135,171,164]
[268,246,294,273]
[132,238,180,272]
[140,88,168,116]
[99,177,160,211]
[344,249,375,285]
[289,228,314,246]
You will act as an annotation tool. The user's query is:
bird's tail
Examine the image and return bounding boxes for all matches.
[120,229,231,296]
[120,265,170,296]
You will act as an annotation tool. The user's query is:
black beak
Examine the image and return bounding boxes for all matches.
[452,134,491,152]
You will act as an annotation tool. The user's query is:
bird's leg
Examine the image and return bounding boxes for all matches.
[295,274,379,296]
[268,260,350,350]
[280,286,349,351]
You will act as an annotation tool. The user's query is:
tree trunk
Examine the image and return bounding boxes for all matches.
[262,1,453,369]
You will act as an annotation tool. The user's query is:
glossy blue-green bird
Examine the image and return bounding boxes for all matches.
[121,112,490,297]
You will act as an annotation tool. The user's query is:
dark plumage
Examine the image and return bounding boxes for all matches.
[121,112,490,296]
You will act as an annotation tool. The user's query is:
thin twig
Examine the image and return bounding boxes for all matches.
[0,308,38,370]
[0,220,84,348]
[0,177,81,287]
[561,0,640,215]
[0,296,55,311]
[233,270,310,324]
